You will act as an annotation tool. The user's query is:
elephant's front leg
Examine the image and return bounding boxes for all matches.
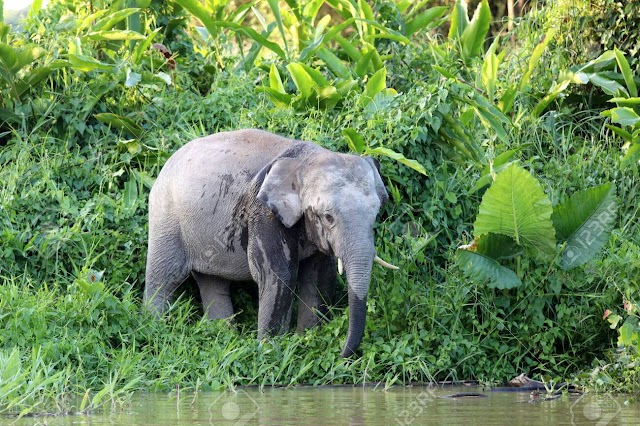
[296,253,337,332]
[247,214,299,337]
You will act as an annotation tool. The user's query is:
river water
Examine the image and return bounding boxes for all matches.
[10,386,640,425]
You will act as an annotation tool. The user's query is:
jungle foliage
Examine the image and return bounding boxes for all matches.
[0,0,639,416]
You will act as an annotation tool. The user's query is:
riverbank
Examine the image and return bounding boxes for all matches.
[1,0,639,417]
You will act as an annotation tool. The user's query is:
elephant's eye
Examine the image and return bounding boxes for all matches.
[323,213,335,224]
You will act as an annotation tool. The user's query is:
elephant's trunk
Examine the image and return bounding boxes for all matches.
[339,243,374,358]
[341,286,369,357]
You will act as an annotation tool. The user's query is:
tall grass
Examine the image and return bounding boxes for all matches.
[0,272,437,417]
[2,68,638,418]
[1,0,639,417]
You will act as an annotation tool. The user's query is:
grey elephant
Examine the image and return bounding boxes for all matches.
[144,129,397,357]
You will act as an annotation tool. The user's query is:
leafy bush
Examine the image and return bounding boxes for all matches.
[457,163,617,289]
[583,0,640,72]
[587,297,640,394]
[1,0,639,416]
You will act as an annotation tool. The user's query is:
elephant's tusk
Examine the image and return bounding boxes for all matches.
[337,258,344,275]
[374,255,399,270]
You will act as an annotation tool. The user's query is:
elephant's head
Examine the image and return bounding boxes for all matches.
[257,148,390,357]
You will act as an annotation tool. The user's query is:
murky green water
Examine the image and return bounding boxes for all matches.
[10,386,640,425]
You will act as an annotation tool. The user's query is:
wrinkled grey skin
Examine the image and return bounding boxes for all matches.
[144,129,388,357]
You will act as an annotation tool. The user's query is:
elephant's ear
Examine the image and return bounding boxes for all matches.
[257,158,304,228]
[364,157,389,205]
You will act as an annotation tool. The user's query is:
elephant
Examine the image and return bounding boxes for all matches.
[144,129,397,357]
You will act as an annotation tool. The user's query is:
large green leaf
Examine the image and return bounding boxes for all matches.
[13,45,45,74]
[354,47,376,79]
[336,78,357,96]
[622,143,640,167]
[286,63,316,101]
[365,147,427,176]
[255,86,294,107]
[299,63,329,87]
[448,0,469,39]
[405,6,448,36]
[605,124,633,142]
[456,249,521,289]
[212,21,286,59]
[0,107,21,124]
[614,48,637,98]
[468,92,510,143]
[334,33,361,62]
[91,8,140,31]
[358,0,376,43]
[313,85,342,109]
[15,66,53,97]
[617,320,639,347]
[1,348,23,383]
[268,63,286,94]
[0,23,8,43]
[300,33,327,62]
[476,233,522,260]
[552,183,617,270]
[603,107,640,127]
[499,86,518,114]
[124,177,138,214]
[0,44,46,83]
[586,72,628,96]
[342,128,365,154]
[301,0,325,22]
[520,27,556,91]
[461,0,491,59]
[360,68,386,107]
[474,163,556,259]
[84,30,146,42]
[316,47,351,79]
[67,54,114,72]
[77,9,110,31]
[95,113,142,137]
[609,97,640,106]
[574,50,616,73]
[0,43,18,72]
[132,28,161,64]
[28,0,44,17]
[481,38,500,101]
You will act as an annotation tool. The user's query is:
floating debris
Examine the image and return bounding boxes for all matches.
[440,392,488,399]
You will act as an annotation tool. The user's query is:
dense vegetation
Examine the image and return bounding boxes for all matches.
[1,0,639,416]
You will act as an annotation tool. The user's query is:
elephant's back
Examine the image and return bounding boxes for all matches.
[152,129,294,201]
[162,129,294,178]
[148,129,298,280]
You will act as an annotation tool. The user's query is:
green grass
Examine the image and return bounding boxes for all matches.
[1,0,640,418]
[1,122,638,416]
[0,96,635,405]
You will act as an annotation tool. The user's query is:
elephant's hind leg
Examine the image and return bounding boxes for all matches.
[144,232,190,315]
[193,272,234,320]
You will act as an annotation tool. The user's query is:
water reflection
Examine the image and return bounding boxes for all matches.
[10,386,640,425]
